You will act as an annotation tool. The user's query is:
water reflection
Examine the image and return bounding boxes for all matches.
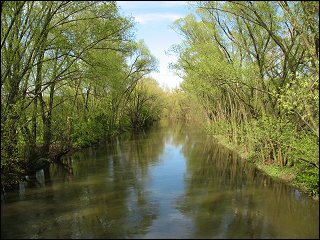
[175,129,319,239]
[1,123,319,239]
[1,126,167,239]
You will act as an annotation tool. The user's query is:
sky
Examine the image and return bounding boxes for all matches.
[116,1,191,89]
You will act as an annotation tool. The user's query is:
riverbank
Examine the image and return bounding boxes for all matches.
[207,131,319,201]
[2,123,319,239]
[1,125,155,193]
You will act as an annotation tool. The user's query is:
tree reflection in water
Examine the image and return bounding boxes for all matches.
[1,123,319,239]
[174,127,319,239]
[53,126,166,238]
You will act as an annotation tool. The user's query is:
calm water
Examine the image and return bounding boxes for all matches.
[1,123,319,239]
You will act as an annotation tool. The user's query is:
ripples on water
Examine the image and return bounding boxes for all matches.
[1,122,319,239]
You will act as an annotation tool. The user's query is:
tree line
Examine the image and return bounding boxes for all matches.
[167,1,319,196]
[1,1,164,190]
[1,1,319,197]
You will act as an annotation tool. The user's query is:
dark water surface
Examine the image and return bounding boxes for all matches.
[1,123,319,239]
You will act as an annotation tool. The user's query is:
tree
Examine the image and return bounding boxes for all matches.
[1,1,160,190]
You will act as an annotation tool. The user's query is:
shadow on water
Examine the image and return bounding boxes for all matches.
[1,122,319,239]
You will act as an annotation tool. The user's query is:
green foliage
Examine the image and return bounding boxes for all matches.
[0,1,161,190]
[124,78,165,129]
[163,90,206,124]
[249,116,293,165]
[204,115,319,197]
[72,119,104,148]
[206,121,231,137]
[296,168,319,196]
[169,1,319,197]
[276,74,319,137]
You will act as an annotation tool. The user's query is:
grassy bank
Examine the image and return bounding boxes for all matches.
[205,121,319,200]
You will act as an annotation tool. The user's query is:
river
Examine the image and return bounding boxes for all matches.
[1,122,319,239]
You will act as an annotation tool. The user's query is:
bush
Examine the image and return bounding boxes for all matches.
[248,115,296,167]
[71,114,110,147]
[296,167,319,196]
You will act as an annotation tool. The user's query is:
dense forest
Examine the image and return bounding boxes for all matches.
[1,1,319,198]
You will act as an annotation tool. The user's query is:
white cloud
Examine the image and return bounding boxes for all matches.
[135,13,183,24]
[116,1,187,90]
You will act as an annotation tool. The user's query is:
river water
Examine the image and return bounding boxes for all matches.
[1,123,319,239]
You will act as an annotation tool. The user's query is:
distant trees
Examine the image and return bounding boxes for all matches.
[125,77,165,129]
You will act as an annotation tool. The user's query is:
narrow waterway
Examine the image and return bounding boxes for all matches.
[1,123,319,239]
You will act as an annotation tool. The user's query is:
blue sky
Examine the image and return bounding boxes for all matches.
[116,1,191,89]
